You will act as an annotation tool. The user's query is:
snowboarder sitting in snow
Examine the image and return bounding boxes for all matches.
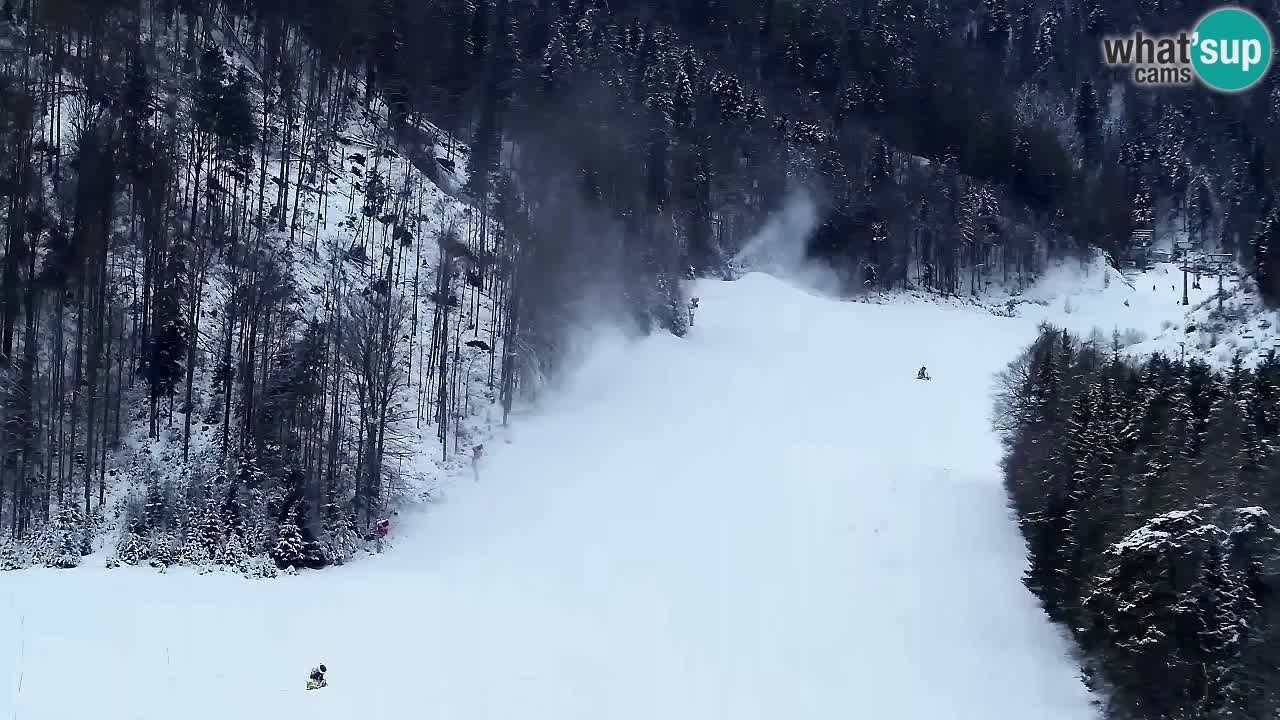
[917,366,930,381]
[307,664,327,690]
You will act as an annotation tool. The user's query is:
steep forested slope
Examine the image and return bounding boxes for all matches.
[1001,326,1280,719]
[0,1,507,569]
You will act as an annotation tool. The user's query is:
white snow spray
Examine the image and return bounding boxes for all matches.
[731,189,843,296]
[731,190,817,271]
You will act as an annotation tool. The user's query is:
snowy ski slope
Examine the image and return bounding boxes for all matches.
[2,258,1214,720]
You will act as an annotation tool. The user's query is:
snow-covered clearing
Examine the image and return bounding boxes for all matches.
[3,255,1222,720]
[1014,254,1215,342]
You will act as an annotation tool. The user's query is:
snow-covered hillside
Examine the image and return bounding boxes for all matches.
[1000,253,1280,369]
[10,258,1218,719]
[0,13,507,571]
[1131,267,1280,368]
[1008,254,1217,343]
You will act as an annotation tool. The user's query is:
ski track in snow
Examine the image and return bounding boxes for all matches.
[2,261,1215,720]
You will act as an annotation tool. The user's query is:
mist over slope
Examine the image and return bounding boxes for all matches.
[3,262,1118,720]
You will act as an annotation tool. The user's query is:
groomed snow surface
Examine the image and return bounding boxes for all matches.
[6,256,1216,720]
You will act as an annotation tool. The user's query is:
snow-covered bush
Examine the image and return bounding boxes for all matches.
[149,530,178,568]
[271,517,308,570]
[48,504,89,569]
[116,524,149,566]
[179,532,212,567]
[245,555,279,579]
[0,538,23,570]
[193,495,227,559]
[324,512,363,565]
[217,531,252,573]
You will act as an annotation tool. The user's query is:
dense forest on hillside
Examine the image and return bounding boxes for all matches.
[999,327,1280,719]
[0,0,518,571]
[2,0,1280,571]
[253,0,1280,292]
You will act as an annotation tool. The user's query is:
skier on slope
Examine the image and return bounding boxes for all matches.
[307,664,328,690]
[917,366,930,381]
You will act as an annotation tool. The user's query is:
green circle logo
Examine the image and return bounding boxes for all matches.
[1191,7,1273,92]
